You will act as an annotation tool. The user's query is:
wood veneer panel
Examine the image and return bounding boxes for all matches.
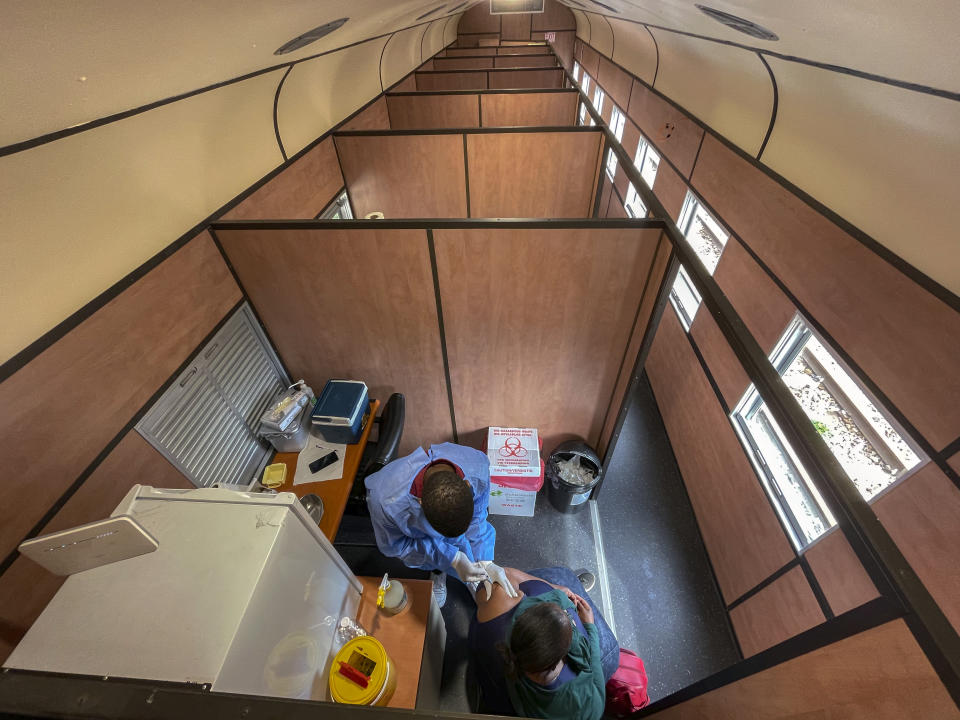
[433,57,495,70]
[434,227,660,451]
[0,432,192,662]
[391,74,417,92]
[497,45,549,55]
[501,13,532,41]
[712,239,797,354]
[550,31,576,70]
[217,228,452,453]
[692,134,960,449]
[804,529,879,616]
[444,47,498,57]
[690,308,751,410]
[598,236,669,455]
[224,136,343,220]
[334,133,467,218]
[493,55,557,68]
[604,188,628,219]
[487,68,563,89]
[466,131,602,217]
[386,94,479,130]
[459,3,502,34]
[339,96,391,131]
[646,309,796,601]
[627,80,705,179]
[598,56,632,112]
[730,566,825,657]
[532,0,577,31]
[651,158,689,221]
[415,71,488,91]
[0,234,239,562]
[874,462,960,633]
[950,451,960,475]
[480,92,577,127]
[653,620,960,719]
[580,44,600,77]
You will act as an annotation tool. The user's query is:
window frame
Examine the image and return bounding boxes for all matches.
[319,189,353,219]
[605,105,625,179]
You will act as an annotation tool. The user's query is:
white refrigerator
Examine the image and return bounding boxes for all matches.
[5,486,362,701]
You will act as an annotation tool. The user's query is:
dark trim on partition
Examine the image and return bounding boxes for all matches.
[414,66,564,75]
[799,555,835,620]
[272,65,294,161]
[755,53,779,160]
[386,87,576,95]
[635,596,903,716]
[602,14,615,57]
[462,135,472,217]
[940,435,960,460]
[330,136,358,225]
[477,93,483,126]
[426,230,459,443]
[333,124,601,136]
[578,11,960,104]
[591,139,608,217]
[206,228,294,379]
[645,363,745,661]
[418,21,431,64]
[726,558,800,611]
[434,52,556,60]
[689,130,705,181]
[575,37,960,314]
[0,298,245,581]
[378,33,396,93]
[211,218,666,231]
[681,313,731,414]
[0,18,460,159]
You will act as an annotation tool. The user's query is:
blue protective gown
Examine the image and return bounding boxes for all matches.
[365,443,496,573]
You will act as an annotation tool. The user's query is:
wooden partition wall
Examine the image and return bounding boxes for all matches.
[213,222,664,454]
[385,90,578,130]
[431,54,558,71]
[415,68,564,91]
[332,129,604,219]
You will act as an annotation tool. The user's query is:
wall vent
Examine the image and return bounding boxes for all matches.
[695,5,778,41]
[274,18,349,55]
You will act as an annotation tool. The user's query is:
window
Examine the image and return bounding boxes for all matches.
[581,73,591,96]
[732,316,924,549]
[578,101,589,126]
[573,61,581,83]
[606,106,625,179]
[623,183,646,218]
[592,86,605,115]
[319,189,353,219]
[634,135,661,189]
[136,305,289,488]
[668,191,730,327]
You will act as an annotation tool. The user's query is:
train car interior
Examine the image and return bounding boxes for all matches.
[1,1,959,718]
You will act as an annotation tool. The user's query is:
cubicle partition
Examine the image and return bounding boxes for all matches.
[331,128,604,219]
[414,67,564,91]
[385,89,578,130]
[431,54,558,71]
[211,220,665,455]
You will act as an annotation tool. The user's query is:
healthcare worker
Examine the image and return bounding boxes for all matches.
[366,442,517,607]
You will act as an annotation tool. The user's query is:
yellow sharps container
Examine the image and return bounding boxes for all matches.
[329,636,397,706]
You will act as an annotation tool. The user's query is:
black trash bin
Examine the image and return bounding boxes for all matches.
[546,441,602,514]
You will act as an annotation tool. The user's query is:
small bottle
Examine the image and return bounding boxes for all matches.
[377,573,408,615]
[336,616,367,644]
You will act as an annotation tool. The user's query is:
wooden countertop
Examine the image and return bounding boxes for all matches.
[354,575,433,710]
[271,399,379,541]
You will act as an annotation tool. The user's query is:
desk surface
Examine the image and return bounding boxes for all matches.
[272,399,379,541]
[355,576,433,709]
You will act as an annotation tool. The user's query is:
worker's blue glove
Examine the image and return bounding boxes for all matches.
[479,561,518,600]
[451,551,487,583]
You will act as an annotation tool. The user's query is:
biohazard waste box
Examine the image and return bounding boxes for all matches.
[485,427,544,517]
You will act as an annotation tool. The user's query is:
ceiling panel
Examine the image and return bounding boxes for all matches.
[762,58,960,296]
[584,11,614,57]
[607,17,657,85]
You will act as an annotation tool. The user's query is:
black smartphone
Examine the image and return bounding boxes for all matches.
[309,450,339,474]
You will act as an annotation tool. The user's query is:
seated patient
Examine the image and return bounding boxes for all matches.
[468,567,617,718]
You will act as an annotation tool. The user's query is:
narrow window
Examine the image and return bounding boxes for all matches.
[634,135,661,189]
[624,183,646,218]
[319,188,353,219]
[578,101,589,126]
[732,316,924,549]
[573,60,581,83]
[668,191,729,328]
[606,106,625,179]
[592,86,605,115]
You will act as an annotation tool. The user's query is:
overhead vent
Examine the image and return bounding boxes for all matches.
[589,0,619,12]
[273,17,349,55]
[448,1,470,12]
[490,0,544,14]
[695,5,779,41]
[417,4,446,20]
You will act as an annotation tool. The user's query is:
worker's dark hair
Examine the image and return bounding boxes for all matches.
[421,470,473,538]
[500,602,573,678]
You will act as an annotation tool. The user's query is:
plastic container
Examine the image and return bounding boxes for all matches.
[311,380,369,444]
[261,463,287,489]
[545,441,602,514]
[377,574,407,615]
[329,636,396,706]
[260,404,311,453]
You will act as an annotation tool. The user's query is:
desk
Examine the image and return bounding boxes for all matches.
[353,576,444,710]
[272,399,379,541]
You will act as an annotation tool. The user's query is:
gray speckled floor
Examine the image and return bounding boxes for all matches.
[597,373,741,701]
[437,373,739,712]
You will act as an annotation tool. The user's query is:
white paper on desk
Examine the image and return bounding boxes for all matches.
[293,434,347,485]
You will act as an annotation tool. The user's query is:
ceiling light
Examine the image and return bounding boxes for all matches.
[274,18,349,55]
[695,5,778,41]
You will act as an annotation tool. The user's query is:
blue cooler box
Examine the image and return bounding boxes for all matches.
[311,380,369,444]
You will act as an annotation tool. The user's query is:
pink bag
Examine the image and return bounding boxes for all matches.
[605,648,649,717]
